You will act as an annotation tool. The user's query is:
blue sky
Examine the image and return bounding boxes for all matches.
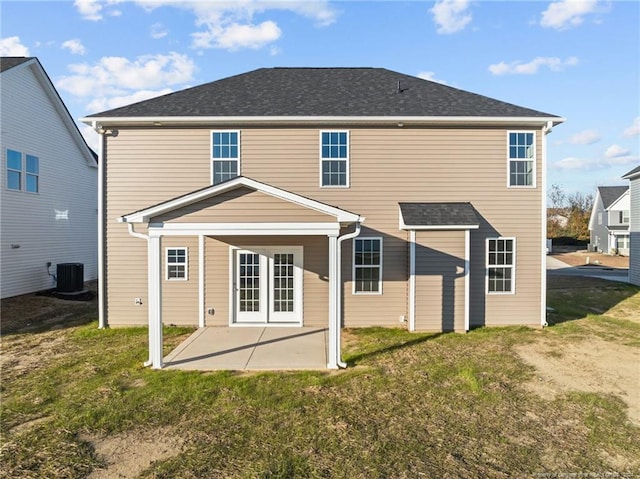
[2,0,638,197]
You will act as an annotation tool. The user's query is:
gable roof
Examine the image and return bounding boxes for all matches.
[598,186,628,209]
[622,165,640,179]
[1,57,97,168]
[119,176,363,224]
[399,202,480,230]
[85,67,563,126]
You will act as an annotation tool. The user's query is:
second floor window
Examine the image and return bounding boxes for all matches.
[321,131,349,187]
[6,149,39,193]
[619,210,630,224]
[212,131,239,185]
[508,132,535,187]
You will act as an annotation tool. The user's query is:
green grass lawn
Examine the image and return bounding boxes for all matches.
[1,276,639,478]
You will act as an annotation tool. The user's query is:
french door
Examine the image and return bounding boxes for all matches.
[234,247,302,325]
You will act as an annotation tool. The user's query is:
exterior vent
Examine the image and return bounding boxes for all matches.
[56,263,84,293]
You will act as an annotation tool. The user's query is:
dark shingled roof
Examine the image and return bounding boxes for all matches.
[399,202,479,227]
[622,165,640,179]
[598,186,628,209]
[88,67,561,119]
[0,57,33,73]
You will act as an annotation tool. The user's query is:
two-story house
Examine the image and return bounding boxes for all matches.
[82,67,563,369]
[623,166,640,285]
[1,57,98,299]
[589,186,630,255]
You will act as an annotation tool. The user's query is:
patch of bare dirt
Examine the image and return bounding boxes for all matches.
[83,427,184,479]
[517,337,640,426]
[551,249,629,268]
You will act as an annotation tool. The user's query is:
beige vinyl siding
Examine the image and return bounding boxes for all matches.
[105,126,544,328]
[204,235,328,327]
[153,187,334,224]
[415,231,466,331]
[162,237,199,325]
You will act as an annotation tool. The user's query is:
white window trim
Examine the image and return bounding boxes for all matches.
[352,236,383,295]
[6,149,39,194]
[165,247,188,281]
[506,130,536,189]
[210,130,241,185]
[485,237,516,295]
[319,130,350,188]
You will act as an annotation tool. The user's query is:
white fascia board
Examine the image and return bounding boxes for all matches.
[148,222,341,237]
[120,177,361,224]
[81,115,565,128]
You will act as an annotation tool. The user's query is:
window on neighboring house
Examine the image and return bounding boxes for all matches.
[6,149,39,193]
[166,247,188,280]
[598,212,602,225]
[321,131,349,187]
[620,210,630,224]
[353,237,382,294]
[487,238,515,294]
[211,131,239,185]
[616,235,630,250]
[508,132,535,187]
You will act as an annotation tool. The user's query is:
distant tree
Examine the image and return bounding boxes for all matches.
[546,184,593,242]
[565,191,594,241]
[548,183,566,210]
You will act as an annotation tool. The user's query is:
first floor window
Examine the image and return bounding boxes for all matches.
[6,149,39,192]
[487,238,515,293]
[212,130,239,185]
[616,235,629,250]
[508,132,535,187]
[353,237,382,294]
[166,247,188,280]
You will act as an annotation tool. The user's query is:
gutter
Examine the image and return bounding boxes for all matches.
[335,219,364,368]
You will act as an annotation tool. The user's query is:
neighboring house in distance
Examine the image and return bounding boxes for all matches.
[622,166,640,285]
[588,186,630,255]
[82,67,563,369]
[0,57,98,299]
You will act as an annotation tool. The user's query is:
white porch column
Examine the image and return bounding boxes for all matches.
[148,235,163,369]
[408,230,416,332]
[327,233,339,369]
[198,234,205,328]
[464,229,470,332]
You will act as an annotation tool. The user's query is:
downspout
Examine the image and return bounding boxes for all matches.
[335,220,363,368]
[541,120,553,327]
[125,222,153,367]
[95,121,106,329]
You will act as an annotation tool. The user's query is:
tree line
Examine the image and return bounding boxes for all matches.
[547,184,593,242]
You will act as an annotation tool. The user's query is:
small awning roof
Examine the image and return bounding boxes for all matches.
[119,176,363,224]
[399,202,480,230]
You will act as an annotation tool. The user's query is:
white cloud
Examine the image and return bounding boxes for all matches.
[417,71,448,85]
[605,144,630,159]
[62,39,86,55]
[87,88,174,113]
[623,117,640,137]
[151,22,168,39]
[552,155,639,171]
[0,36,30,56]
[56,52,195,113]
[489,56,579,75]
[566,129,601,145]
[132,1,337,51]
[74,0,124,21]
[193,20,281,50]
[57,52,195,97]
[431,0,472,34]
[540,0,601,30]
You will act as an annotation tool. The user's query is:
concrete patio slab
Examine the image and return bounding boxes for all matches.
[163,327,327,371]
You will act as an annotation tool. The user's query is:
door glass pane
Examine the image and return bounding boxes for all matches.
[239,253,260,312]
[273,253,294,313]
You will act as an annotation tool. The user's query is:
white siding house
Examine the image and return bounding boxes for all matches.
[623,166,640,286]
[0,57,98,299]
[588,186,629,255]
